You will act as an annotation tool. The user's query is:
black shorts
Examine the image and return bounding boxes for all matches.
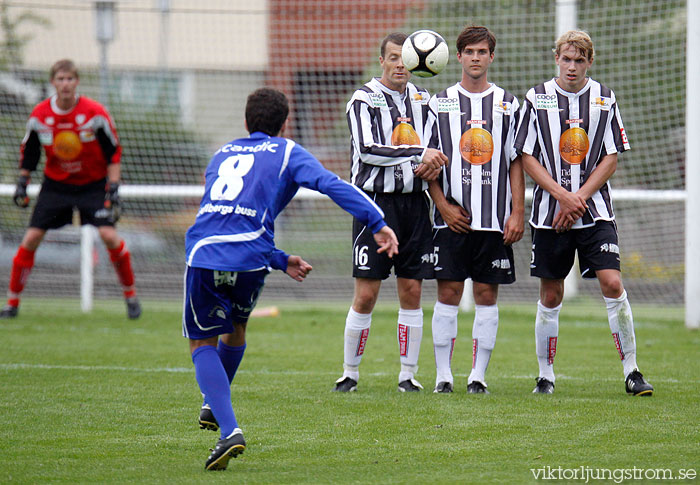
[530,220,621,280]
[352,191,433,280]
[30,179,113,230]
[432,227,515,284]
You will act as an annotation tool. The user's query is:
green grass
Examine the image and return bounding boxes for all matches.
[1,299,698,484]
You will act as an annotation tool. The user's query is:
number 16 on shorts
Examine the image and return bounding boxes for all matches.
[354,245,370,270]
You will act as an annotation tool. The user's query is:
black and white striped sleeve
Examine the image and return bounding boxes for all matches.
[514,91,539,157]
[346,92,425,167]
[424,95,440,150]
[605,91,630,155]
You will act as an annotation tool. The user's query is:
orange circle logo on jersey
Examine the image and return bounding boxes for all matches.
[391,122,420,146]
[459,128,494,165]
[54,131,82,160]
[559,127,589,165]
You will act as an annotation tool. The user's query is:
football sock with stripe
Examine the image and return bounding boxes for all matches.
[432,301,459,385]
[604,290,639,377]
[342,308,371,381]
[7,246,35,307]
[535,300,560,382]
[108,240,136,299]
[398,308,423,382]
[192,345,238,438]
[468,304,498,385]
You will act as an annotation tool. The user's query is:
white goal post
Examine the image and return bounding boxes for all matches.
[685,0,700,329]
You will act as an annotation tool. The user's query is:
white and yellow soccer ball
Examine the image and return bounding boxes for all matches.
[401,30,449,78]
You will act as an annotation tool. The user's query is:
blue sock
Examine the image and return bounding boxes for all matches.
[218,341,246,383]
[192,345,237,438]
[202,342,247,408]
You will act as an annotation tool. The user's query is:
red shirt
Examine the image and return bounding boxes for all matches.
[20,94,121,185]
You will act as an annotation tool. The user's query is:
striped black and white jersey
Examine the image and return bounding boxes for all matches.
[346,77,431,194]
[425,82,520,232]
[515,78,630,229]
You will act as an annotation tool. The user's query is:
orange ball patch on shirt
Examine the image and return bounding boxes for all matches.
[391,122,420,146]
[559,127,589,165]
[53,131,82,161]
[459,128,494,165]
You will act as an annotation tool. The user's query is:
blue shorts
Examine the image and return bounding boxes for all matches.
[182,265,268,340]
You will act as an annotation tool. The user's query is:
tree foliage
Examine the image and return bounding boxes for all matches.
[0,0,51,72]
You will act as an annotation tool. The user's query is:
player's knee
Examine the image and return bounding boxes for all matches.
[600,278,624,299]
[399,286,422,308]
[473,286,497,306]
[353,288,379,312]
[540,291,563,308]
[352,294,376,314]
[21,229,45,250]
[98,227,120,248]
[189,337,218,354]
[437,281,463,306]
[352,279,380,312]
[223,325,246,346]
[540,279,564,307]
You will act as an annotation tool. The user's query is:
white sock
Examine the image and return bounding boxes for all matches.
[468,304,498,385]
[398,308,423,382]
[535,300,560,382]
[226,427,243,439]
[342,308,371,381]
[432,301,459,385]
[604,290,638,377]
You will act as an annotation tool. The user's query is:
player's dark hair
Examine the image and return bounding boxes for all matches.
[245,88,289,136]
[50,59,79,80]
[456,26,496,54]
[381,32,407,57]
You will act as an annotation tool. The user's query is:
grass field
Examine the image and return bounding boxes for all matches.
[1,298,698,484]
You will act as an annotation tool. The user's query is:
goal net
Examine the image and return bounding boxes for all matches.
[0,0,687,306]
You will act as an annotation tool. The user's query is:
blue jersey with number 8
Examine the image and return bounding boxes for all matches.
[185,132,386,272]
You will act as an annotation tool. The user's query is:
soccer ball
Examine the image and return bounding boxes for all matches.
[402,30,449,78]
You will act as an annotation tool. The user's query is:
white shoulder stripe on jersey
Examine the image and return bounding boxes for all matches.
[89,115,119,146]
[346,89,372,112]
[24,117,47,143]
[280,139,295,178]
[186,226,267,266]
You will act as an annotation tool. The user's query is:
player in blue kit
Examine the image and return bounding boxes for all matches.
[184,88,399,471]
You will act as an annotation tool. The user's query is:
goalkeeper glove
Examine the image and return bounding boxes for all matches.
[13,175,30,208]
[105,181,122,222]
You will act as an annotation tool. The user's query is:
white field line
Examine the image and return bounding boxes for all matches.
[0,363,685,383]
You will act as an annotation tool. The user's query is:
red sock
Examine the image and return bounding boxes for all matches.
[108,240,136,299]
[8,246,35,307]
